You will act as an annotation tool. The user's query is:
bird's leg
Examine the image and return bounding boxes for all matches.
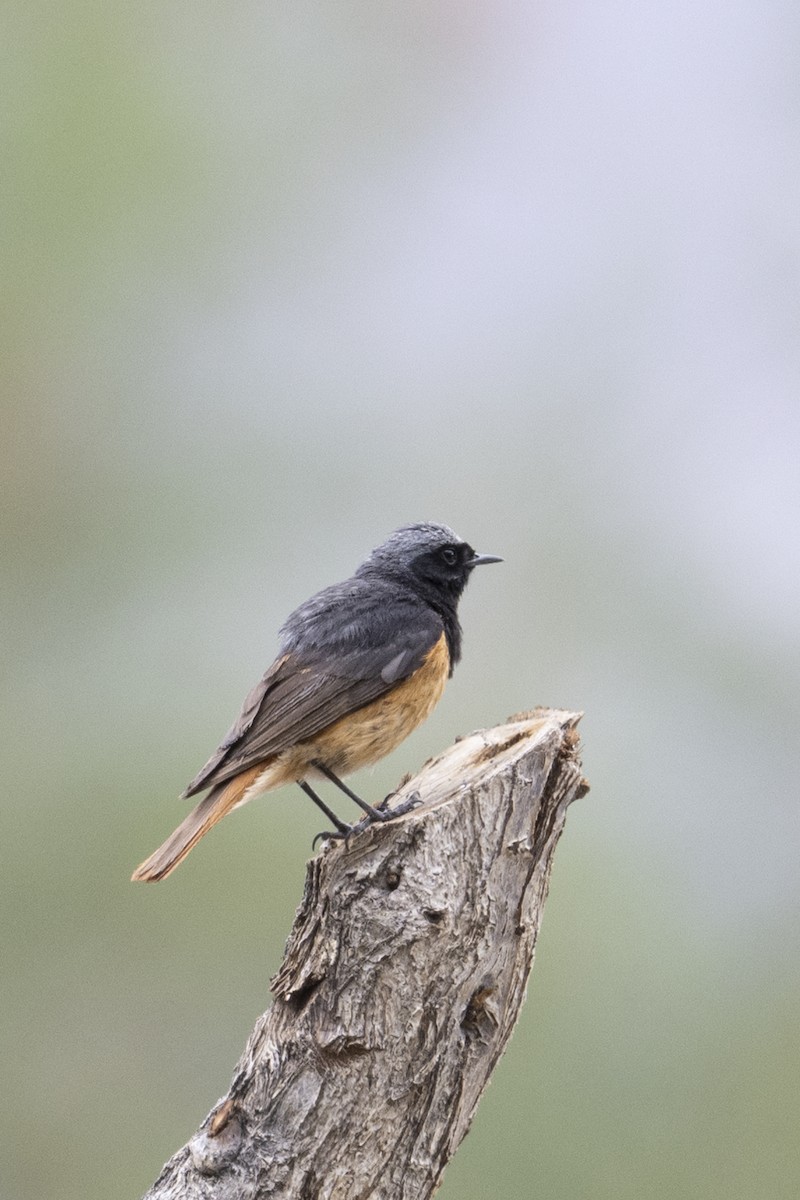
[298,780,352,840]
[311,761,390,823]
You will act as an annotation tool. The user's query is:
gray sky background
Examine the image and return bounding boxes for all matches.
[3,3,799,1197]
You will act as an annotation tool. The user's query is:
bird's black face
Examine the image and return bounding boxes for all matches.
[412,539,478,595]
[408,537,503,603]
[355,523,502,608]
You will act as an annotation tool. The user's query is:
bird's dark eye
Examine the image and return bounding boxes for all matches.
[441,547,458,566]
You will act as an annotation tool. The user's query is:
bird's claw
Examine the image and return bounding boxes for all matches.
[380,790,422,819]
[311,792,422,849]
[312,826,351,850]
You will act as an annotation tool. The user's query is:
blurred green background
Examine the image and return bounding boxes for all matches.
[3,3,799,1197]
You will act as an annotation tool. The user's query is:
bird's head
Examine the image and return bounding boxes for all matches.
[356,523,502,606]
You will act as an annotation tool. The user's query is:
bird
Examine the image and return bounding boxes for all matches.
[131,522,502,882]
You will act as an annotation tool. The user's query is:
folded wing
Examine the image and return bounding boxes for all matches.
[182,593,442,799]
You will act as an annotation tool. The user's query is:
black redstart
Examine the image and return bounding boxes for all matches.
[132,522,501,881]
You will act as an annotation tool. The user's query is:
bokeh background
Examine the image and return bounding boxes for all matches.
[3,2,799,1197]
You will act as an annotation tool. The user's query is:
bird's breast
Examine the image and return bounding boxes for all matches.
[304,631,450,777]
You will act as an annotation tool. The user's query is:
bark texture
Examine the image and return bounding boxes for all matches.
[142,708,587,1200]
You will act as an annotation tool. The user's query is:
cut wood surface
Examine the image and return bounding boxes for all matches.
[141,707,587,1200]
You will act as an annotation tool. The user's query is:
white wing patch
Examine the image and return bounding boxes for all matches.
[381,649,411,683]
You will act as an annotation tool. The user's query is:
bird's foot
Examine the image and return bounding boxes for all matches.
[311,812,374,849]
[312,825,353,851]
[378,790,422,819]
[312,792,421,848]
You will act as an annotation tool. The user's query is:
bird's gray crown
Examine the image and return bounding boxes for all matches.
[358,523,462,573]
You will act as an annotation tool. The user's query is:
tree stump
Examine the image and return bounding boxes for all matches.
[141,707,587,1200]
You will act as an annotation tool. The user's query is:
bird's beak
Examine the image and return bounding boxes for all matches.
[468,553,503,567]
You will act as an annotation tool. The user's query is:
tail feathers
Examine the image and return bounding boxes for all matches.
[131,764,264,882]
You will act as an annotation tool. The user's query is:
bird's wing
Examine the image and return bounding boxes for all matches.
[182,595,443,798]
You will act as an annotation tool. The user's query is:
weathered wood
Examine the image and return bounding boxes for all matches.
[142,708,587,1200]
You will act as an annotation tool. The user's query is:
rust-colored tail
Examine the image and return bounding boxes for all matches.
[131,765,263,882]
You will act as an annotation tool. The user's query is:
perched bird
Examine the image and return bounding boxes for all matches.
[132,523,501,882]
